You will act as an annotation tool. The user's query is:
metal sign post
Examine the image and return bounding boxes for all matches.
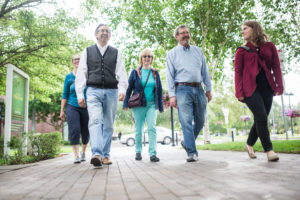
[171,106,175,146]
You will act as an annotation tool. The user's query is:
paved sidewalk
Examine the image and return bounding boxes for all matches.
[0,141,300,200]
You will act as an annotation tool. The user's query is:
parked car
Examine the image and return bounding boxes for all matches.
[120,126,175,146]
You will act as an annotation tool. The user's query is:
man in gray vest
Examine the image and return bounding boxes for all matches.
[75,24,128,167]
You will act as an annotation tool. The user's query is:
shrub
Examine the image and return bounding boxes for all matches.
[29,132,62,160]
[1,133,27,165]
[61,140,70,146]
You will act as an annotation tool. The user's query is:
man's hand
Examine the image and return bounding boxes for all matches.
[206,91,212,103]
[78,99,86,108]
[118,93,125,101]
[123,107,128,111]
[170,96,177,108]
[238,97,244,101]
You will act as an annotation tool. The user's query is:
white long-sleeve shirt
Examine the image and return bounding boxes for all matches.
[75,43,128,100]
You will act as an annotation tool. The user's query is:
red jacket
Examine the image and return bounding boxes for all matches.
[234,42,284,98]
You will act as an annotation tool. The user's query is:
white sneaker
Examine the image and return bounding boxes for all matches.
[80,152,86,161]
[74,156,81,164]
[186,154,198,162]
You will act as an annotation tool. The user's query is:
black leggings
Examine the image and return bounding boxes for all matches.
[244,70,274,152]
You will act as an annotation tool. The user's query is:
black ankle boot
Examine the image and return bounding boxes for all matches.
[150,155,160,162]
[135,153,142,160]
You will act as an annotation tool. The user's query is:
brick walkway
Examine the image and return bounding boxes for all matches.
[0,141,300,200]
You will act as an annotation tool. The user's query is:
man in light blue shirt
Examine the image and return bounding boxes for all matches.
[166,25,212,162]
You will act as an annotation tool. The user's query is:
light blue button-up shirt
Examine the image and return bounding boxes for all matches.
[166,44,212,97]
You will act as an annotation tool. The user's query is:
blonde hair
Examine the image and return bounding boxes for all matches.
[243,20,269,45]
[72,54,80,62]
[139,48,154,66]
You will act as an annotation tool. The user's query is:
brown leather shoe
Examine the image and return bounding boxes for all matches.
[244,145,257,159]
[102,157,112,165]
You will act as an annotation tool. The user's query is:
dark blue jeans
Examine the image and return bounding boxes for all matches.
[66,104,89,145]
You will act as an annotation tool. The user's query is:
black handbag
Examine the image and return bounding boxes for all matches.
[128,70,151,108]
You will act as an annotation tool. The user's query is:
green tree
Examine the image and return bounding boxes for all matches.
[0,0,93,102]
[29,92,62,130]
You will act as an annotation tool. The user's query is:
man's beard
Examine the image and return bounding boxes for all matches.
[181,36,190,44]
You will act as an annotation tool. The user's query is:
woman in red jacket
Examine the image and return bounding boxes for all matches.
[234,21,283,161]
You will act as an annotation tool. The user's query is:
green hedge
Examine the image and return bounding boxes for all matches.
[29,132,62,160]
[1,132,62,165]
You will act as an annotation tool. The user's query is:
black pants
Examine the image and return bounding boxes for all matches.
[66,104,90,145]
[244,70,274,152]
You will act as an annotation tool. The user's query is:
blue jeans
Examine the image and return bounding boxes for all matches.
[133,102,157,156]
[86,87,118,158]
[176,85,207,156]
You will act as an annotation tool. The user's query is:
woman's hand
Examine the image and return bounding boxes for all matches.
[60,111,65,121]
[238,97,244,101]
[123,107,128,111]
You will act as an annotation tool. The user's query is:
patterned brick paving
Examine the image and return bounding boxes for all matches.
[0,141,299,200]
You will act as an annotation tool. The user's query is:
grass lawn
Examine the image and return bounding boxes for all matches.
[197,140,300,154]
[60,146,91,154]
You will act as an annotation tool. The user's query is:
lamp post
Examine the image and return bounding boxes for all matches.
[222,108,230,139]
[285,92,294,136]
[241,105,247,134]
[171,106,175,146]
[0,98,4,137]
[217,112,222,136]
[278,50,288,139]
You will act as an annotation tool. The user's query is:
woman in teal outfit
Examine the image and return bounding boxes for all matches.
[123,49,164,162]
[60,54,89,164]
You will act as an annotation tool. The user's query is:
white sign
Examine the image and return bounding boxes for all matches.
[4,64,29,156]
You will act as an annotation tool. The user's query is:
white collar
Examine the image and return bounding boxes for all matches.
[96,43,108,50]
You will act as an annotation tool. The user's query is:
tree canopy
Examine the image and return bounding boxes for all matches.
[96,0,299,83]
[1,0,299,130]
[0,0,93,102]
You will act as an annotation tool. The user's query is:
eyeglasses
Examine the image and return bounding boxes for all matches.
[72,58,80,61]
[142,55,153,58]
[178,31,189,35]
[98,29,110,33]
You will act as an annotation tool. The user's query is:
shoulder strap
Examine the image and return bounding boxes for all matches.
[135,69,151,93]
[143,71,151,90]
[237,46,254,52]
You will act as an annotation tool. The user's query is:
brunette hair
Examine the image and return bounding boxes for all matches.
[243,20,269,45]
